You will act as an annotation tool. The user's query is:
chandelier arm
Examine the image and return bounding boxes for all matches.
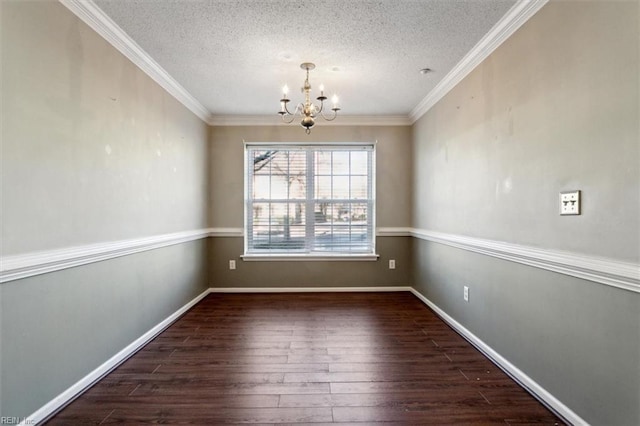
[281,100,296,116]
[280,103,304,124]
[281,114,297,124]
[320,108,340,122]
[284,105,294,115]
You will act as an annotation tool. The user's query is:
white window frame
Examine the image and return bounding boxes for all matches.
[242,141,378,261]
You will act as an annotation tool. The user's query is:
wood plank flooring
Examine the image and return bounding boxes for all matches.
[46,292,562,425]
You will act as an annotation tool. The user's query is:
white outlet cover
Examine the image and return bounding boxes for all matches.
[560,190,581,215]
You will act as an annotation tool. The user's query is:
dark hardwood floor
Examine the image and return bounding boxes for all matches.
[46,292,562,425]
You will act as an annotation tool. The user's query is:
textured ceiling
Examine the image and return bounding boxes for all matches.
[93,0,517,117]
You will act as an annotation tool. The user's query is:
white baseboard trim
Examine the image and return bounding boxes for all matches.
[209,286,412,293]
[411,228,640,294]
[22,288,212,425]
[408,287,587,426]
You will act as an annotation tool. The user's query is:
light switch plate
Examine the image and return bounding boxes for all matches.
[560,190,581,215]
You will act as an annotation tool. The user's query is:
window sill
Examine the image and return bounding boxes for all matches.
[241,254,380,262]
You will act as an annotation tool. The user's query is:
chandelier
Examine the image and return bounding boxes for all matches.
[278,62,340,134]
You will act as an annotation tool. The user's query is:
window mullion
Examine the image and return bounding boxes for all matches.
[305,149,315,253]
[348,151,352,249]
[246,149,253,254]
[368,149,375,252]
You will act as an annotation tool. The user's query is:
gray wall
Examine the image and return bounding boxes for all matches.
[0,241,208,419]
[412,1,639,424]
[1,1,210,420]
[208,125,413,288]
[2,2,209,255]
[209,237,412,289]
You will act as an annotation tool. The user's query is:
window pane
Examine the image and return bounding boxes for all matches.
[286,202,306,226]
[269,174,289,199]
[333,176,349,199]
[253,175,270,199]
[315,175,331,199]
[349,225,369,251]
[327,202,350,223]
[314,225,332,250]
[350,151,368,175]
[314,226,348,251]
[268,151,307,200]
[351,203,369,223]
[253,203,271,224]
[316,151,331,175]
[350,176,368,199]
[252,203,306,251]
[289,176,306,200]
[314,202,330,223]
[250,202,275,247]
[252,150,277,174]
[332,151,350,175]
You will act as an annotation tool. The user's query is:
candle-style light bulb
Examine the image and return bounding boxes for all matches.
[282,85,289,97]
[332,94,339,108]
[319,84,325,96]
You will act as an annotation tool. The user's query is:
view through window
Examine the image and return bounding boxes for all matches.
[245,143,375,256]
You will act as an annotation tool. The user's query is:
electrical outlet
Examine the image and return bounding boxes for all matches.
[229,260,236,270]
[560,190,581,215]
[389,259,396,269]
[463,286,469,302]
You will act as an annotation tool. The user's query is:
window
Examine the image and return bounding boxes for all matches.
[244,143,375,258]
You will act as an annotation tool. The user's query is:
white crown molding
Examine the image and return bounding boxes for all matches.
[22,288,212,425]
[209,115,412,127]
[58,0,213,124]
[59,0,547,128]
[411,228,640,294]
[409,0,549,123]
[0,228,212,284]
[408,288,586,425]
